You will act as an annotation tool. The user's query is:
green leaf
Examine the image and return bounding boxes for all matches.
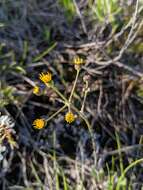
[33,42,57,62]
[15,66,26,74]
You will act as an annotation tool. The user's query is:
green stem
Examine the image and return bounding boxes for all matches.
[71,105,91,133]
[116,158,143,190]
[80,89,88,113]
[46,83,68,105]
[72,105,96,163]
[46,105,67,123]
[68,69,80,106]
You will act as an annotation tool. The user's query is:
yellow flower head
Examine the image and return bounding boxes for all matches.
[73,56,84,65]
[39,72,52,84]
[65,112,75,123]
[33,85,40,95]
[33,119,45,129]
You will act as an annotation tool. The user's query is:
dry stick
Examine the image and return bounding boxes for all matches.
[73,0,87,34]
[124,19,143,52]
[28,100,55,109]
[43,156,53,189]
[86,0,142,78]
[30,160,44,190]
[85,58,143,77]
[84,10,143,76]
[115,61,143,78]
[19,151,30,187]
[105,5,143,48]
[101,0,140,63]
[102,144,143,157]
[63,41,104,48]
[97,81,103,116]
[117,0,139,59]
[40,149,97,188]
[11,71,36,86]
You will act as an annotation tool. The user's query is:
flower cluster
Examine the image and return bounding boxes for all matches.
[32,56,85,129]
[33,72,52,95]
[0,114,16,161]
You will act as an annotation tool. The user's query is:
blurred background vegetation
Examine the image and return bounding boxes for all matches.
[0,0,143,189]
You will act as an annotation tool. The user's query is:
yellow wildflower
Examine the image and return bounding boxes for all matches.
[33,119,45,129]
[33,85,40,95]
[39,72,52,84]
[73,56,84,65]
[65,112,75,123]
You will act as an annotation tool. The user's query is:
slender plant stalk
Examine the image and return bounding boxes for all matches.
[68,69,80,106]
[30,161,44,190]
[116,158,143,190]
[80,88,89,113]
[46,105,67,123]
[72,105,97,164]
[115,132,124,174]
[72,105,91,132]
[46,71,96,156]
[46,83,68,104]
